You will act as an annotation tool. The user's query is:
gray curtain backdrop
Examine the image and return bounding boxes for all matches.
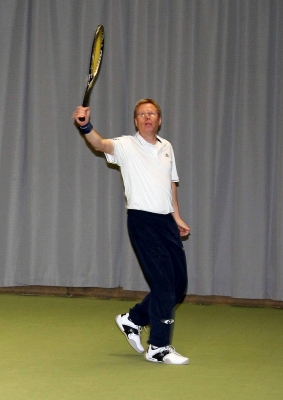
[0,0,282,300]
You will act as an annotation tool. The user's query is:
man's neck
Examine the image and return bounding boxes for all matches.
[138,132,158,144]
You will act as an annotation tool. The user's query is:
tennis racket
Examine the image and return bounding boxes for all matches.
[79,25,104,121]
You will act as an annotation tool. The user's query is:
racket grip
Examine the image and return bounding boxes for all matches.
[79,117,85,122]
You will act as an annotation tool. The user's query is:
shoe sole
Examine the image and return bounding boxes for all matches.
[164,358,189,365]
[146,356,189,365]
[115,315,144,354]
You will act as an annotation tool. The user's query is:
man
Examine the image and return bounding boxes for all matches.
[73,99,190,365]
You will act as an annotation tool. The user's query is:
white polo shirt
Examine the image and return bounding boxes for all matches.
[105,132,179,214]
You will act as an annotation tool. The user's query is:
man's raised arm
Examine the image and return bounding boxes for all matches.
[73,106,114,155]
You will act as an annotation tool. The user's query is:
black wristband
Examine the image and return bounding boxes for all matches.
[79,122,93,135]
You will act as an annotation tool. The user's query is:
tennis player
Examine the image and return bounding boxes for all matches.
[73,99,190,364]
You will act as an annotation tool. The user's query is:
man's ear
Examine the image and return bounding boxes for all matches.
[134,118,138,131]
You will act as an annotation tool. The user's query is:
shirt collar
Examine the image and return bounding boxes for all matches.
[136,132,162,144]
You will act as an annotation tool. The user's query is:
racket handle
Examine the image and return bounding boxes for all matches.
[79,117,85,122]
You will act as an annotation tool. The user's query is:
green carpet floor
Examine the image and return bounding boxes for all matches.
[1,294,282,400]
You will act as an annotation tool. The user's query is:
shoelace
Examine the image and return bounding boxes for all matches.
[128,316,144,335]
[158,345,180,355]
[166,346,178,354]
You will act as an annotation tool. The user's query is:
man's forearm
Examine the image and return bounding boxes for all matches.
[73,106,114,154]
[84,128,113,154]
[171,182,190,236]
[171,182,182,221]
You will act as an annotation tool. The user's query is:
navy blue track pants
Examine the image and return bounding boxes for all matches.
[127,210,188,347]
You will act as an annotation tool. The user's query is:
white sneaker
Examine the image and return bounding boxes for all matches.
[146,345,189,365]
[115,313,144,353]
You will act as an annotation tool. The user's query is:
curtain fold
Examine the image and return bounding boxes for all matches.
[0,0,282,300]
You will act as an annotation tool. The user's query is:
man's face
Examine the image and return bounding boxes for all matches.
[134,103,162,137]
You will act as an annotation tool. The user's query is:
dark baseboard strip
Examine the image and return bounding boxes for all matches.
[0,286,282,309]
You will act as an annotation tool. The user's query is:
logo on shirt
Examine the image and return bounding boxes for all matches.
[165,153,169,157]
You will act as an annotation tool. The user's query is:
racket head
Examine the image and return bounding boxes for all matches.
[82,25,104,107]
